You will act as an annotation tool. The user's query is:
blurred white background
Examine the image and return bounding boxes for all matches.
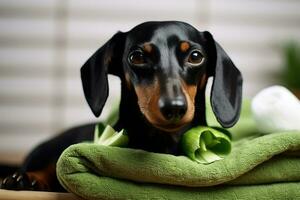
[0,0,299,164]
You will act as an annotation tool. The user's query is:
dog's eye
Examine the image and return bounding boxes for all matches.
[187,50,204,66]
[128,50,146,65]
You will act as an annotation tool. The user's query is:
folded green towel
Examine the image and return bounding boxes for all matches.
[57,101,300,199]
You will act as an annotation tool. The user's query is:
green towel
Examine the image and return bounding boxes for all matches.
[57,101,300,199]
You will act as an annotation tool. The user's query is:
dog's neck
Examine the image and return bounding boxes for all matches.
[114,82,206,155]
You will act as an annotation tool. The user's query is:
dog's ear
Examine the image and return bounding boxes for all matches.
[204,31,243,128]
[81,32,125,117]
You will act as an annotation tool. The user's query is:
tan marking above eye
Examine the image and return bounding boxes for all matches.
[143,43,153,54]
[180,41,190,52]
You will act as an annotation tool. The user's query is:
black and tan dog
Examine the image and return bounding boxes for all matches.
[1,21,242,191]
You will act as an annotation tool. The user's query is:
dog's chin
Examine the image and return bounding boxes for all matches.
[142,111,194,133]
[152,122,189,133]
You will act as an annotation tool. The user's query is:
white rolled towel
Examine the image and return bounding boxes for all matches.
[251,85,300,134]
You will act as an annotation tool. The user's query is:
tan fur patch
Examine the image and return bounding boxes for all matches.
[26,164,56,190]
[134,78,164,125]
[143,43,153,54]
[180,41,190,52]
[125,72,132,90]
[199,74,208,89]
[134,77,198,132]
[180,80,197,124]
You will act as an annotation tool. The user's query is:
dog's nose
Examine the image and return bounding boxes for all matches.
[159,97,187,122]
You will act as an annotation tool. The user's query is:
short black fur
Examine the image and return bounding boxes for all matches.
[1,21,242,191]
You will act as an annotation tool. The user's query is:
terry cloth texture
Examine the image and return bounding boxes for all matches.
[57,101,300,200]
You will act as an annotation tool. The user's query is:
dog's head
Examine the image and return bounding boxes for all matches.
[81,21,243,131]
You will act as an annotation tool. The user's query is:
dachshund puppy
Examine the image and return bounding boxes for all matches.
[1,21,242,191]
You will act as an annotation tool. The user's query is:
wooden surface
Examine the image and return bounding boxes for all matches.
[0,189,82,200]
